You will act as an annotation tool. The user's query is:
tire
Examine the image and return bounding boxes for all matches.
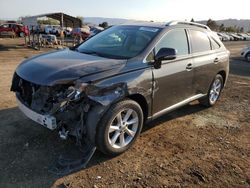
[96,99,143,156]
[245,52,250,62]
[19,32,24,37]
[199,74,224,107]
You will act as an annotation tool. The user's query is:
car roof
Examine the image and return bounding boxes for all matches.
[2,23,23,26]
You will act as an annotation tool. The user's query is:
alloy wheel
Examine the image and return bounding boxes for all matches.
[209,78,222,104]
[108,108,139,149]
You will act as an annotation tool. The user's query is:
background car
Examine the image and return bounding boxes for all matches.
[227,33,243,41]
[89,26,104,37]
[0,23,29,37]
[62,27,72,37]
[71,26,90,40]
[51,25,62,35]
[237,33,250,41]
[40,34,58,45]
[241,46,250,62]
[217,32,230,41]
[43,25,53,34]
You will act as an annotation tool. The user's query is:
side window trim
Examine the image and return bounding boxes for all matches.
[185,29,191,54]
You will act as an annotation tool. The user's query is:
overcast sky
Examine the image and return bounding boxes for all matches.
[0,0,249,21]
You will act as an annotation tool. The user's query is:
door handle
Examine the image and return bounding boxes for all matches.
[214,58,219,64]
[186,63,193,71]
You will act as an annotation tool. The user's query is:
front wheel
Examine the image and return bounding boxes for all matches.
[96,99,143,156]
[199,74,223,107]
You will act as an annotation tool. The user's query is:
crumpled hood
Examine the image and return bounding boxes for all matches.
[16,49,126,86]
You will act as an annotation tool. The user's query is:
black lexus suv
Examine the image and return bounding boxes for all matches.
[11,21,229,156]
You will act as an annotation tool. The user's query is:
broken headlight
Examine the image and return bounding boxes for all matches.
[66,82,88,101]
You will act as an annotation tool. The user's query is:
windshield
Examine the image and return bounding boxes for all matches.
[77,25,161,59]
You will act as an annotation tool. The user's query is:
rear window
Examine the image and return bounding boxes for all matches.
[189,30,211,53]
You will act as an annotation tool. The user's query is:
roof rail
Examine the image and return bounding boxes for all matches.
[166,21,210,30]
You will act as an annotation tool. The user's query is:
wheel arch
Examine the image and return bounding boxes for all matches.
[127,93,148,122]
[217,70,226,87]
[85,93,149,145]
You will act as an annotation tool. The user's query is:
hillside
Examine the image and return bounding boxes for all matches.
[84,17,250,32]
[83,17,136,25]
[199,19,250,32]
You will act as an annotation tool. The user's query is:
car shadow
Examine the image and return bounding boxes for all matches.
[143,102,205,132]
[0,44,26,51]
[0,103,206,187]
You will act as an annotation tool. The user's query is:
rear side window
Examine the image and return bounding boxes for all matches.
[189,30,211,53]
[211,38,220,50]
[155,29,189,56]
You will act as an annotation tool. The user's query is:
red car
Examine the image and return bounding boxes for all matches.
[0,23,29,37]
[71,27,90,40]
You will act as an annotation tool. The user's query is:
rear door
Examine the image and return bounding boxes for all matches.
[151,28,195,115]
[188,29,220,94]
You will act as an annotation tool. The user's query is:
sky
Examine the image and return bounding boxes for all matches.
[0,0,249,21]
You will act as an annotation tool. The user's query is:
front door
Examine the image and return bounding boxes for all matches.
[151,29,194,115]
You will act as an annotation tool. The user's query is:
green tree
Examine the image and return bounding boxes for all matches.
[190,18,195,22]
[225,26,236,32]
[219,24,225,32]
[99,22,108,28]
[76,16,84,22]
[37,18,59,25]
[206,19,218,31]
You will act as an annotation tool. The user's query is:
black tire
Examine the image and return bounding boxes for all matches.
[245,52,250,62]
[96,99,143,156]
[199,74,224,107]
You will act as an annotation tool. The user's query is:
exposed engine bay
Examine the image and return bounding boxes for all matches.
[11,73,91,143]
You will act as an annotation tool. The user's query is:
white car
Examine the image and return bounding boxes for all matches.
[241,46,250,62]
[238,33,250,41]
[217,32,230,41]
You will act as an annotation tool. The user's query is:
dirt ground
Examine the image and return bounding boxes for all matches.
[0,38,249,188]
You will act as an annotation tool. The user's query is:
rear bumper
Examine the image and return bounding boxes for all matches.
[16,94,57,130]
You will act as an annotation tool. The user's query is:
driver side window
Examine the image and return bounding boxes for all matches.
[155,29,189,56]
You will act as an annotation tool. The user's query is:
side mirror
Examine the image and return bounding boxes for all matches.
[154,48,177,69]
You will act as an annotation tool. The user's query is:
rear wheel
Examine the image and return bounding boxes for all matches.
[96,99,143,156]
[245,52,250,62]
[199,74,223,107]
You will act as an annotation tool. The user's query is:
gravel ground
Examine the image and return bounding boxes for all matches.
[0,38,249,188]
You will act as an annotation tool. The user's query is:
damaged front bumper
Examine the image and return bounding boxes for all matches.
[11,72,128,174]
[16,94,57,130]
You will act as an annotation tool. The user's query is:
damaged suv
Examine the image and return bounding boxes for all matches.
[11,21,229,156]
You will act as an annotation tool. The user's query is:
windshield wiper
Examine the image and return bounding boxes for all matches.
[79,50,128,59]
[79,50,108,58]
